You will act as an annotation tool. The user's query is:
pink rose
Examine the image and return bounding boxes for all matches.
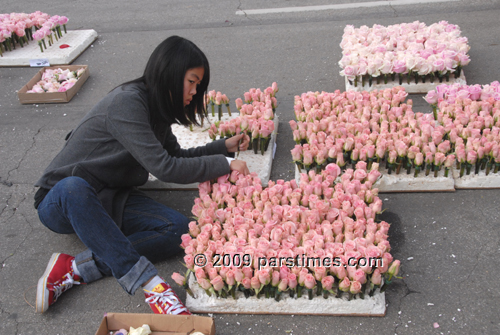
[321,275,335,291]
[349,280,362,294]
[171,272,186,286]
[198,278,212,290]
[424,90,438,105]
[210,275,225,291]
[371,269,382,285]
[338,277,351,292]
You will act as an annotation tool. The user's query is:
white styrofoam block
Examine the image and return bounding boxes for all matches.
[344,72,466,94]
[452,167,500,189]
[141,114,279,189]
[0,30,98,67]
[294,165,455,193]
[186,274,385,316]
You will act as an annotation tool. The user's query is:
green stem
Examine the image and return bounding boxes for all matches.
[252,138,259,154]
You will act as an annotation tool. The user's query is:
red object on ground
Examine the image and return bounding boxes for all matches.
[60,44,70,49]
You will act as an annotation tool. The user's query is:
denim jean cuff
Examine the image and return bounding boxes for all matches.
[75,250,103,284]
[117,256,158,295]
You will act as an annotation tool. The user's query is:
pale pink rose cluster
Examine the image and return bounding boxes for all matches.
[339,21,470,86]
[0,12,69,54]
[424,82,500,106]
[206,90,231,120]
[425,83,500,176]
[174,163,400,300]
[208,83,278,155]
[27,67,85,93]
[290,87,459,178]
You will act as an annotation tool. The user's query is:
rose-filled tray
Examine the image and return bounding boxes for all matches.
[140,114,278,189]
[171,163,401,316]
[186,274,386,316]
[339,21,471,94]
[295,165,455,193]
[0,29,97,67]
[424,81,500,189]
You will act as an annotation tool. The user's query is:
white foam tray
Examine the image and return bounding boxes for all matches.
[295,165,455,193]
[0,30,98,67]
[344,72,466,94]
[186,275,385,316]
[452,167,500,189]
[141,114,278,189]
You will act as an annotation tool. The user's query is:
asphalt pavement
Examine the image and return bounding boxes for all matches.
[1,1,500,334]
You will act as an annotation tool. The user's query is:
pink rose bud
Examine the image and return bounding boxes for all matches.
[226,270,236,286]
[371,269,383,286]
[424,90,438,105]
[251,276,261,290]
[321,275,335,291]
[388,260,401,278]
[210,275,225,291]
[242,277,252,289]
[349,280,362,295]
[287,273,298,289]
[278,278,288,292]
[171,272,186,286]
[304,274,316,289]
[339,277,351,292]
[198,278,212,290]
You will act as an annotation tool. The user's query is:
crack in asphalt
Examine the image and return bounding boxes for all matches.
[0,191,29,267]
[6,127,42,184]
[0,192,14,220]
[0,177,13,187]
[236,0,261,25]
[394,277,419,334]
[389,3,398,17]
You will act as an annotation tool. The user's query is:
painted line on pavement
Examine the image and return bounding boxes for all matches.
[236,0,461,15]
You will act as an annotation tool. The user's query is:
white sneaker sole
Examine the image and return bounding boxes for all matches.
[36,253,61,313]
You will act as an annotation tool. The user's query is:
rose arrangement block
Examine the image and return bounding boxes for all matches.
[424,82,500,188]
[0,12,97,67]
[172,163,400,315]
[339,21,470,93]
[141,84,279,190]
[208,83,278,155]
[0,11,69,55]
[290,88,457,192]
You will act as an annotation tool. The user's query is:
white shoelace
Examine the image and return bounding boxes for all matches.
[52,273,80,301]
[145,288,188,315]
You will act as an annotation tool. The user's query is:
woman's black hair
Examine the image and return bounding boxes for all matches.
[122,36,210,126]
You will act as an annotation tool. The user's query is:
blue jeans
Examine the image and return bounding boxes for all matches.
[37,177,190,295]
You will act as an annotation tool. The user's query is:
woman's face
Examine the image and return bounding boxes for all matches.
[183,67,204,106]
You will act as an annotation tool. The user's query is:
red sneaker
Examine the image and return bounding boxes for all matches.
[144,282,191,315]
[36,253,81,313]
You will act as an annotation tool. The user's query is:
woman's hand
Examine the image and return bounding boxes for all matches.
[225,133,250,153]
[230,159,250,175]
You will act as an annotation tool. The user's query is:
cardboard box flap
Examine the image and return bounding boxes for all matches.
[100,313,215,335]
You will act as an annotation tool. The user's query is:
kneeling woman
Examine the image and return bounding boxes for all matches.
[34,35,249,315]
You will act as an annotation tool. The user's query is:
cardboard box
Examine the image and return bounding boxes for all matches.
[95,313,216,335]
[17,65,89,104]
